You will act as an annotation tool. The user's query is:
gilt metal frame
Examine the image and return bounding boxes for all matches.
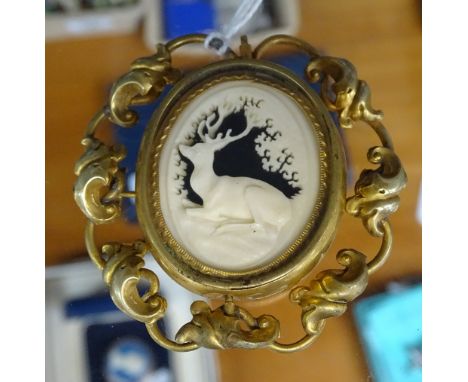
[73,34,407,352]
[138,63,345,298]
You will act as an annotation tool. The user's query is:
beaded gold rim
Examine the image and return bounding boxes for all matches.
[73,34,407,352]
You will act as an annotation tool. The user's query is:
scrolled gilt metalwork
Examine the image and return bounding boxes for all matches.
[290,249,368,336]
[306,56,384,129]
[108,43,181,127]
[102,241,167,323]
[175,299,280,349]
[74,136,126,224]
[346,146,407,237]
[73,34,407,353]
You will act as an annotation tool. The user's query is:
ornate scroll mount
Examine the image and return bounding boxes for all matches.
[306,56,383,128]
[108,44,181,127]
[74,137,126,224]
[175,299,280,349]
[102,241,167,323]
[74,34,406,353]
[290,249,368,335]
[346,146,407,236]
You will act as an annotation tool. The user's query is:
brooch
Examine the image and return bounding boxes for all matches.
[74,34,407,352]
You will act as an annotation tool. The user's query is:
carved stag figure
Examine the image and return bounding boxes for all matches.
[178,100,292,234]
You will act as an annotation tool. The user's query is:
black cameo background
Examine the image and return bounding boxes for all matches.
[175,97,302,205]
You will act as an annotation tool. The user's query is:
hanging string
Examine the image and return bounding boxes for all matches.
[204,0,263,56]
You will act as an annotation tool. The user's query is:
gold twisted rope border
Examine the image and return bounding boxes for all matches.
[73,34,407,352]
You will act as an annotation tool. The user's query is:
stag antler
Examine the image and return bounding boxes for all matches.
[192,99,265,149]
[195,102,235,143]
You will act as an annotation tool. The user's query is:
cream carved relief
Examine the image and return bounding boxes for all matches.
[159,81,320,271]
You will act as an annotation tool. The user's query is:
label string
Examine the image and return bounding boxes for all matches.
[204,0,264,55]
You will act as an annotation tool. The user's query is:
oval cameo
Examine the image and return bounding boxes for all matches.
[137,61,344,296]
[159,80,319,271]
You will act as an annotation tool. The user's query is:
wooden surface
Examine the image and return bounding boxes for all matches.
[46,0,421,380]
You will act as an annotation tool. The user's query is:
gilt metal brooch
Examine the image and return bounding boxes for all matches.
[74,34,407,352]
